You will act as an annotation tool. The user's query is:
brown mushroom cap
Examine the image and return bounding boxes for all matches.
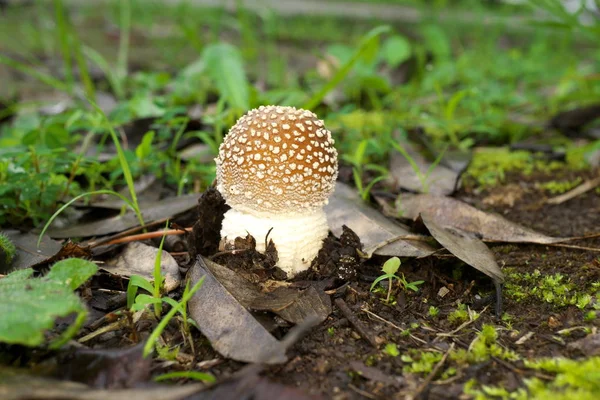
[216,105,338,215]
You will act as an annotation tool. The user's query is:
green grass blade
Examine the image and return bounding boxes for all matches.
[82,46,124,99]
[117,0,131,82]
[38,189,139,248]
[202,43,249,111]
[154,371,215,383]
[88,100,144,227]
[143,275,205,358]
[0,54,69,92]
[53,0,74,92]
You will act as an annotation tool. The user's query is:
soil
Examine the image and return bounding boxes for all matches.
[246,171,599,399]
[129,169,597,399]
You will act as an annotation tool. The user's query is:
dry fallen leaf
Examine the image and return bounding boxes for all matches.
[326,183,435,258]
[0,366,203,400]
[47,194,199,238]
[3,230,90,273]
[397,193,565,244]
[420,215,504,284]
[187,257,288,364]
[102,242,181,292]
[201,257,331,324]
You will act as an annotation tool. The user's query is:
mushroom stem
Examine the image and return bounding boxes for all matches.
[220,208,329,277]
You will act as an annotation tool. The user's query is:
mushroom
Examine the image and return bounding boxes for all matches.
[215,105,338,277]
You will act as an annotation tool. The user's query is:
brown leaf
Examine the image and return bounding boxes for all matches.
[102,242,181,292]
[2,230,92,273]
[567,333,600,356]
[47,194,199,239]
[201,257,331,325]
[420,215,504,284]
[397,193,565,244]
[325,183,435,258]
[56,344,151,389]
[187,257,288,364]
[0,366,203,400]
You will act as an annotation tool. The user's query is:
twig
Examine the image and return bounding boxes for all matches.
[361,306,427,345]
[348,383,378,399]
[544,243,600,252]
[546,176,600,205]
[97,227,193,246]
[86,218,170,248]
[335,298,378,348]
[408,342,455,400]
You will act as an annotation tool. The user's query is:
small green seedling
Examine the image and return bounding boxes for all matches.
[370,257,424,303]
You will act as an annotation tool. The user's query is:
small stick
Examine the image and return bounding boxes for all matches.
[547,176,600,205]
[334,298,378,348]
[97,227,193,246]
[87,218,170,248]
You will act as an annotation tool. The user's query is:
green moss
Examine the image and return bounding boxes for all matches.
[451,325,519,365]
[448,303,472,324]
[537,177,583,195]
[384,343,400,357]
[464,148,587,189]
[0,232,16,269]
[465,357,600,400]
[402,350,444,374]
[505,269,597,309]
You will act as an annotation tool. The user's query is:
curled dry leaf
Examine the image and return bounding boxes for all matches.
[56,344,151,389]
[102,242,181,292]
[420,215,504,284]
[47,194,199,239]
[325,183,435,258]
[397,193,566,244]
[2,230,91,273]
[201,256,331,324]
[187,257,288,364]
[0,366,203,400]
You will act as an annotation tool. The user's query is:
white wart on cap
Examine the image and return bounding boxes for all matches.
[215,105,338,276]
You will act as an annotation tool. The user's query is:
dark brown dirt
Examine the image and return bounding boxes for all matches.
[252,171,600,399]
[33,170,599,399]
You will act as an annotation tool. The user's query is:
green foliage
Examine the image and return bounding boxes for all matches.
[538,177,583,195]
[0,258,97,348]
[127,224,168,318]
[402,350,444,374]
[0,232,16,267]
[303,25,391,110]
[0,144,81,226]
[465,356,600,399]
[143,275,205,358]
[505,269,597,310]
[384,343,400,357]
[202,43,249,112]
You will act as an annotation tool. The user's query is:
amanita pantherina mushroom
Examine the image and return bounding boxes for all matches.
[215,105,338,277]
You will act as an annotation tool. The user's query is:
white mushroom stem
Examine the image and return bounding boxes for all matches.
[220,208,329,277]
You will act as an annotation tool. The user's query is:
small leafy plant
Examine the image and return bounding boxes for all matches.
[370,257,424,303]
[0,258,97,348]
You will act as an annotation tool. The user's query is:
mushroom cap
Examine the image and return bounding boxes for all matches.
[215,105,338,216]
